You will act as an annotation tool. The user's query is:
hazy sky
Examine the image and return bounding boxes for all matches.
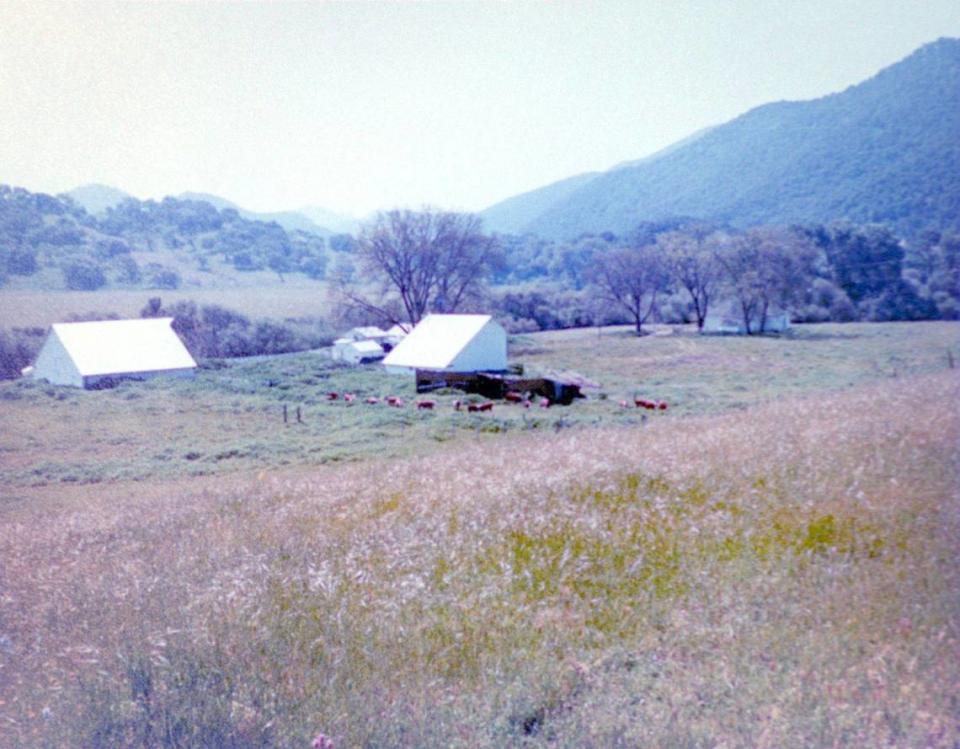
[2,1,958,217]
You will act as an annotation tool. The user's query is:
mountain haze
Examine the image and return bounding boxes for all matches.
[176,192,335,237]
[64,184,132,215]
[482,38,960,240]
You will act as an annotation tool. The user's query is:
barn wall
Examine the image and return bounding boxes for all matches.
[449,321,507,372]
[32,332,83,387]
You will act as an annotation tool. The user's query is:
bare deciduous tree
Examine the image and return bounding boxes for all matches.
[657,226,722,331]
[590,244,668,335]
[331,209,499,327]
[715,227,818,334]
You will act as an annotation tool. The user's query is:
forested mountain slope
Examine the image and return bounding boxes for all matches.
[484,38,960,241]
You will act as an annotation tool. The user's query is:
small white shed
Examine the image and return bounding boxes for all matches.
[31,317,197,388]
[382,314,507,374]
[331,338,385,365]
[703,302,791,335]
[347,326,391,344]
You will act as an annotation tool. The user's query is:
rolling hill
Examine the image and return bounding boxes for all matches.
[482,37,960,240]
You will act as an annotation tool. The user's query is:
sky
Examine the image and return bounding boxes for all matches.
[1,1,959,219]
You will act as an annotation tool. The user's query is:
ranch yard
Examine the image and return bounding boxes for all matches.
[1,321,958,747]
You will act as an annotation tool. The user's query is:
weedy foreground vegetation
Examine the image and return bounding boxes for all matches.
[0,322,958,747]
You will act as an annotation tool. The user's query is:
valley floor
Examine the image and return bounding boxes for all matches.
[0,322,958,747]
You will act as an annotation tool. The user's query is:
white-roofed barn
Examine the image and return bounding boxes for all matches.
[31,318,197,388]
[382,314,507,375]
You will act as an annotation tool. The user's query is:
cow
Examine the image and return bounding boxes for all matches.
[504,391,524,403]
[416,400,436,410]
[326,392,339,401]
[365,396,380,405]
[539,397,551,409]
[467,401,494,413]
[343,393,355,403]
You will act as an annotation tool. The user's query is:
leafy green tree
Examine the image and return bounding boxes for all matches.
[63,260,107,290]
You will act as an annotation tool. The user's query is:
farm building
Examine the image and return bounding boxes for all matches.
[330,338,387,365]
[703,302,791,335]
[383,314,507,375]
[347,326,392,345]
[31,318,197,388]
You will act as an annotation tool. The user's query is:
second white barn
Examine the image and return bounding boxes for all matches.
[31,317,197,388]
[382,314,507,375]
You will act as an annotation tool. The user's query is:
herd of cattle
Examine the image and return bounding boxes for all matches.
[322,391,669,413]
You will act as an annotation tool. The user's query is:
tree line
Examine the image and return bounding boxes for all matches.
[331,209,959,334]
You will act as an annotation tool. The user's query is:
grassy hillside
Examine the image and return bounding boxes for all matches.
[491,38,960,241]
[0,185,330,292]
[1,322,957,747]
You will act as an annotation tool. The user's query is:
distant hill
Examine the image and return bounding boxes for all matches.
[480,172,601,235]
[176,192,336,237]
[0,185,329,292]
[64,184,132,215]
[297,205,360,236]
[482,37,960,240]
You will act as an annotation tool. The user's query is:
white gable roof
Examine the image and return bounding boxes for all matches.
[383,314,505,371]
[351,340,385,355]
[49,318,197,376]
[349,326,389,340]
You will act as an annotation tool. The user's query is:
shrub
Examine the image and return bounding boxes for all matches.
[63,259,107,290]
[0,327,45,379]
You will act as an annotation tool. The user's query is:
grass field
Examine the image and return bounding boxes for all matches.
[0,281,330,328]
[1,321,958,747]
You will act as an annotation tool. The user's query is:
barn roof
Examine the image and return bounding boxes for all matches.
[350,340,385,355]
[50,318,197,376]
[382,314,498,370]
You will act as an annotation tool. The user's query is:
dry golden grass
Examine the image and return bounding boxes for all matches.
[1,368,958,747]
[0,282,329,328]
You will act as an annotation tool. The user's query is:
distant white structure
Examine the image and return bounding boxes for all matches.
[383,314,507,374]
[347,326,392,344]
[330,338,387,365]
[31,318,197,388]
[703,302,791,335]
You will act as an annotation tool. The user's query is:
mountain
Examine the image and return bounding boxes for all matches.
[482,37,960,240]
[64,184,132,215]
[297,206,360,236]
[176,192,335,237]
[480,172,601,235]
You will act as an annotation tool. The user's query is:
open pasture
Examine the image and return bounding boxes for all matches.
[0,321,958,747]
[0,280,330,329]
[0,322,956,495]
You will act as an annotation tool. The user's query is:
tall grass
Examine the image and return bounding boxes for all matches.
[2,369,957,747]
